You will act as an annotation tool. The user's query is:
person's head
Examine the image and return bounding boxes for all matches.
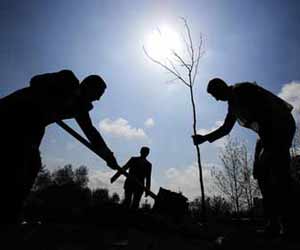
[80,75,107,102]
[140,146,150,158]
[207,78,230,101]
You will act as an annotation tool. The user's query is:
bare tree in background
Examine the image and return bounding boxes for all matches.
[291,122,300,158]
[211,138,259,213]
[144,18,207,220]
[239,143,260,211]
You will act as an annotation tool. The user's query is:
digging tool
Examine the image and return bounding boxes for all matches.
[56,120,156,199]
[110,166,126,184]
[56,120,188,218]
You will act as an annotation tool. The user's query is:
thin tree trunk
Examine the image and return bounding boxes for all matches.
[189,85,206,221]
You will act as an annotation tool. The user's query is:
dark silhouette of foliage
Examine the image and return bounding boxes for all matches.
[189,195,231,221]
[92,188,110,205]
[32,165,52,191]
[52,164,75,186]
[111,192,121,204]
[209,196,232,217]
[24,164,92,222]
[74,165,89,188]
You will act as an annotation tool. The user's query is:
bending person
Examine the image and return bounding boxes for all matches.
[192,78,295,236]
[0,69,119,223]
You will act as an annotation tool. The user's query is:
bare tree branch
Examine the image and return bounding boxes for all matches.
[192,34,203,86]
[167,58,186,81]
[165,78,181,85]
[171,49,191,71]
[181,31,193,59]
[143,46,190,87]
[180,17,194,63]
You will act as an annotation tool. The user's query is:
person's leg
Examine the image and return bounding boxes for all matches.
[257,177,270,224]
[258,116,295,236]
[274,149,295,235]
[258,149,281,235]
[131,189,144,210]
[274,116,296,234]
[123,188,133,209]
[0,143,26,224]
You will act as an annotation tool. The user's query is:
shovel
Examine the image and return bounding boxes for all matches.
[56,120,188,218]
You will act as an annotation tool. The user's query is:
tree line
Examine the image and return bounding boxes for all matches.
[22,128,300,222]
[23,164,122,223]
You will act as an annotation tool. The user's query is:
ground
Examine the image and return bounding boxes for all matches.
[2,211,300,250]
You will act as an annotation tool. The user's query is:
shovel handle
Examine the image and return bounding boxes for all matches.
[56,120,157,200]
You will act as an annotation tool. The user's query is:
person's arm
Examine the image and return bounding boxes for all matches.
[206,111,236,142]
[123,158,133,171]
[75,111,118,169]
[193,106,236,145]
[145,164,152,197]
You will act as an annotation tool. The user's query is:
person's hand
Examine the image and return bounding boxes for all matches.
[192,134,207,145]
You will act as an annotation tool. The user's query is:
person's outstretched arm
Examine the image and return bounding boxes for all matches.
[75,112,118,169]
[193,107,236,145]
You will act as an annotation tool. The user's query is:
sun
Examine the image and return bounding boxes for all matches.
[145,25,182,61]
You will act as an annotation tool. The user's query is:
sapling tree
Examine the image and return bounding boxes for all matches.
[144,18,207,219]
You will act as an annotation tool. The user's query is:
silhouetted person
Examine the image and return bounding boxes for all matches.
[192,78,295,236]
[0,69,119,223]
[122,147,152,209]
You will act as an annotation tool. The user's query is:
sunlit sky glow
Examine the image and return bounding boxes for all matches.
[1,0,300,201]
[144,24,183,61]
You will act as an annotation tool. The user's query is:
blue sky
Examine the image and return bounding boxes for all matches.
[1,0,300,200]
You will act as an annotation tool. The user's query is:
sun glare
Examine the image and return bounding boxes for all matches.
[145,25,182,61]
